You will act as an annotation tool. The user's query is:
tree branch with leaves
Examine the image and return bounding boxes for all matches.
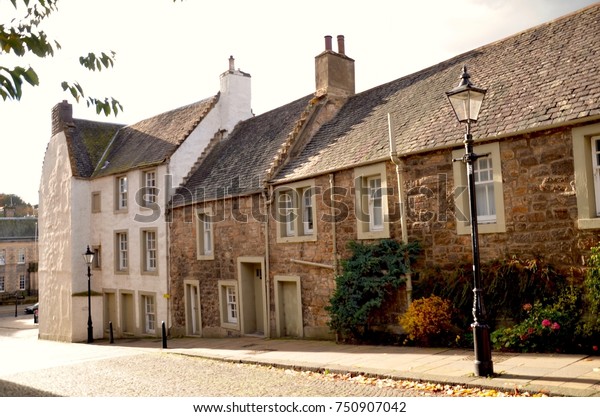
[1,0,123,116]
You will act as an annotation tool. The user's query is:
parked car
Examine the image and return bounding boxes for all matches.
[24,302,39,314]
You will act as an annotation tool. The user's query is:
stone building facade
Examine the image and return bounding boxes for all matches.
[168,5,600,341]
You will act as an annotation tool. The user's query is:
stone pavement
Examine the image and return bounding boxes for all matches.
[3,315,600,397]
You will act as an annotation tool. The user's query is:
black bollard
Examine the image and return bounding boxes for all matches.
[162,321,167,349]
[109,321,114,344]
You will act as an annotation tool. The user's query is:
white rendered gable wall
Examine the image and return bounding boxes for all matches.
[169,67,252,192]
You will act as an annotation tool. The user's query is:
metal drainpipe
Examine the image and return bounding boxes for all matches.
[388,114,412,306]
[329,174,339,275]
[262,185,274,338]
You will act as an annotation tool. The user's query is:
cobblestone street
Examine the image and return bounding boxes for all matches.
[1,352,431,397]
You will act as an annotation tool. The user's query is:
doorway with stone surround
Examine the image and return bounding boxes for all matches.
[237,257,267,337]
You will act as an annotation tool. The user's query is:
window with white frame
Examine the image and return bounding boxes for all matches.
[226,286,238,324]
[592,136,600,216]
[17,248,25,264]
[19,274,25,290]
[281,190,295,237]
[218,280,239,329]
[355,163,390,239]
[115,231,128,271]
[142,229,157,272]
[142,295,156,333]
[196,209,214,260]
[0,250,5,265]
[116,176,128,210]
[143,170,157,206]
[276,180,317,242]
[0,276,4,292]
[474,156,496,223]
[303,188,314,235]
[573,125,600,229]
[367,176,384,231]
[452,141,506,235]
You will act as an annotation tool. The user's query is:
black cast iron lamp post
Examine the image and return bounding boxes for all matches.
[83,246,95,344]
[446,66,494,377]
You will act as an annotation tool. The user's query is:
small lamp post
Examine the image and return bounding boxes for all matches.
[446,66,494,377]
[83,246,95,344]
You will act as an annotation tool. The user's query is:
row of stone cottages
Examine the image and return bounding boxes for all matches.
[39,4,600,343]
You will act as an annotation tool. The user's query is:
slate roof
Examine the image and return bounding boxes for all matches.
[275,3,600,182]
[67,119,123,178]
[92,96,218,178]
[175,95,314,204]
[0,218,38,241]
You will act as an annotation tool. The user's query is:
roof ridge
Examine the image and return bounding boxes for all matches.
[264,95,327,183]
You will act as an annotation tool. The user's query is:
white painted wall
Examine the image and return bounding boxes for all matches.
[39,130,98,342]
[89,164,169,337]
[39,61,253,342]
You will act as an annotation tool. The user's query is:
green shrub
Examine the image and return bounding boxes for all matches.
[327,239,419,342]
[399,295,458,347]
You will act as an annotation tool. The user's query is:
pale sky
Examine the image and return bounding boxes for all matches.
[1,0,597,206]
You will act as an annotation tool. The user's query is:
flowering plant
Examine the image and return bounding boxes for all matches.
[491,288,580,353]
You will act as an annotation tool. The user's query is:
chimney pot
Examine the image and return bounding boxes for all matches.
[324,35,332,51]
[337,35,345,55]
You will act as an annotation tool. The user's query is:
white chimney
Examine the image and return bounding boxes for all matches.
[219,56,253,133]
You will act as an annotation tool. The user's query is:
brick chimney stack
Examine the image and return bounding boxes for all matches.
[51,100,73,136]
[315,34,355,98]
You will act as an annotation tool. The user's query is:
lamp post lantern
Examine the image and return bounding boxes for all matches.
[83,246,95,344]
[446,66,494,377]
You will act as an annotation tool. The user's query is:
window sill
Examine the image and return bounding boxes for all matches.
[276,234,317,244]
[578,218,600,229]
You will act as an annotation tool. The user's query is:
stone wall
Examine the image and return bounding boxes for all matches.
[402,125,593,270]
[169,123,600,341]
[169,195,266,337]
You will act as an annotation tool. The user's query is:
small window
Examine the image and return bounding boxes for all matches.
[142,295,156,334]
[0,276,5,292]
[367,176,383,231]
[17,249,25,264]
[116,176,128,210]
[355,163,390,240]
[218,280,239,329]
[142,229,157,272]
[303,188,314,235]
[592,136,600,216]
[19,274,26,290]
[92,246,101,270]
[474,156,496,223]
[0,250,5,266]
[91,191,101,213]
[115,231,128,271]
[573,124,600,229]
[275,180,317,243]
[142,170,158,207]
[452,141,506,235]
[196,209,214,260]
[226,286,238,324]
